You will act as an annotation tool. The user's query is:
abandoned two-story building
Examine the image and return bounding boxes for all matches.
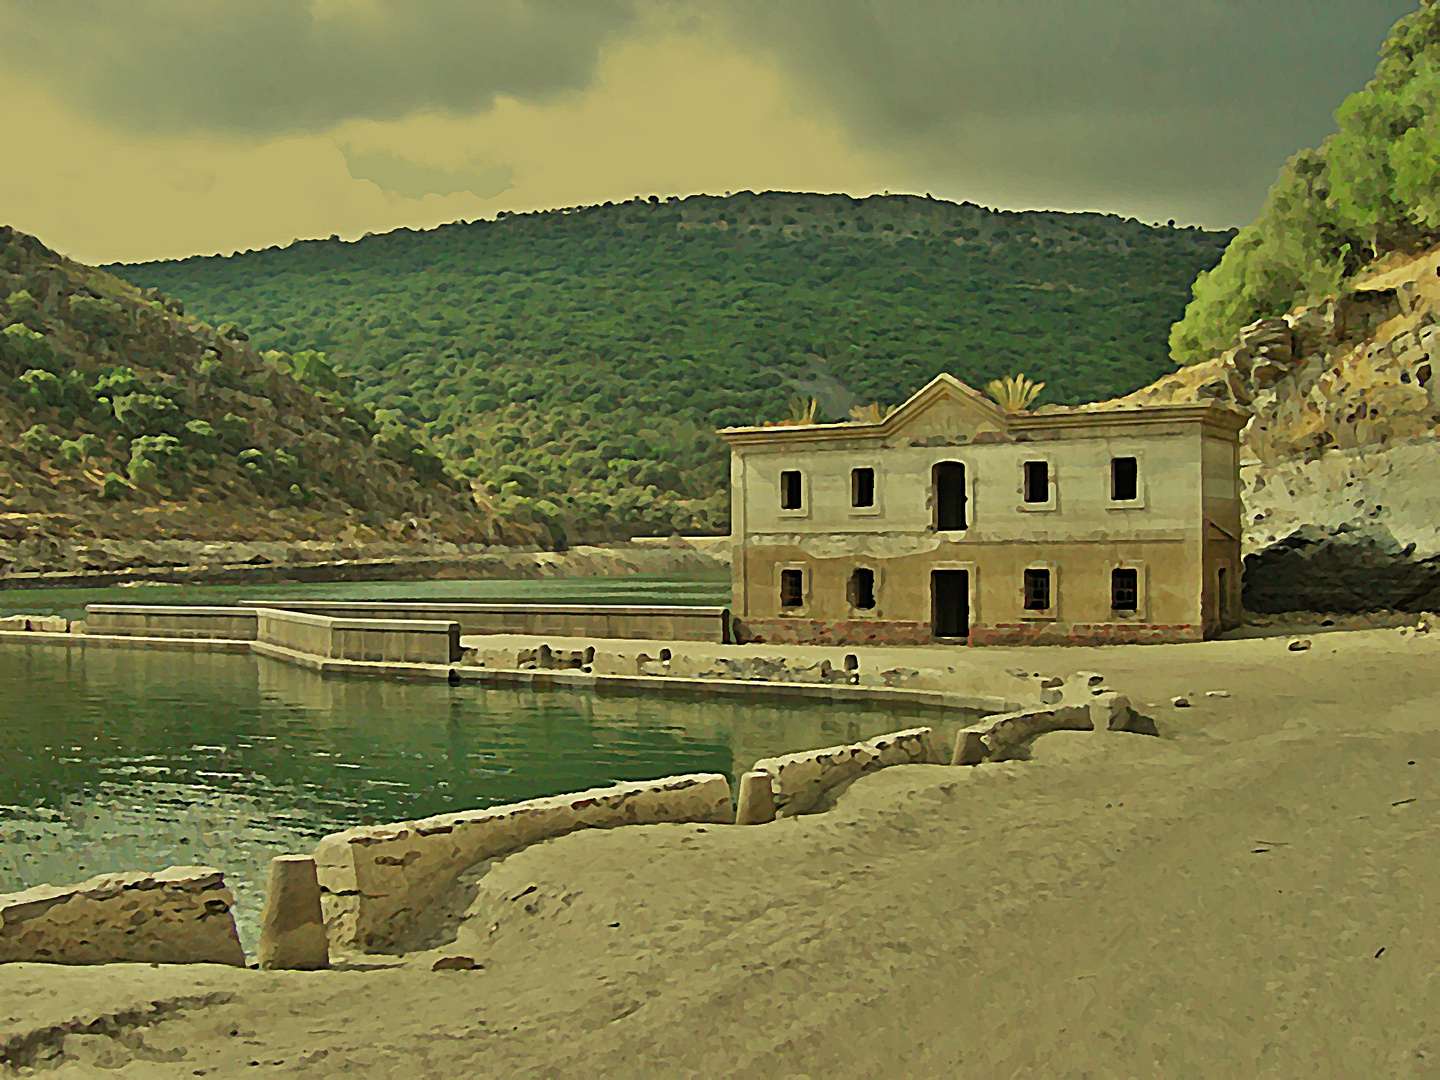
[719,374,1248,646]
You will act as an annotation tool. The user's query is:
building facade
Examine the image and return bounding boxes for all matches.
[720,374,1248,646]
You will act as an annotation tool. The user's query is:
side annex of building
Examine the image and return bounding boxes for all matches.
[719,373,1248,647]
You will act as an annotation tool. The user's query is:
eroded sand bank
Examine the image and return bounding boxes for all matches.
[3,627,1437,1077]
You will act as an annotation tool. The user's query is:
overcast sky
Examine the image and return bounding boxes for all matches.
[0,0,1417,264]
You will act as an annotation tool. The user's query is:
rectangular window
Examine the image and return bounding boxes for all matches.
[780,568,804,608]
[1022,460,1049,503]
[933,461,967,530]
[1111,568,1139,612]
[1023,568,1051,611]
[780,470,803,510]
[1111,457,1139,502]
[849,567,876,610]
[851,467,875,508]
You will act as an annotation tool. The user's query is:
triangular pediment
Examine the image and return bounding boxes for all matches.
[879,374,1010,441]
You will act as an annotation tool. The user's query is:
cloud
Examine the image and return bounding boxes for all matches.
[699,0,1420,225]
[0,0,1421,226]
[339,144,515,199]
[0,0,642,136]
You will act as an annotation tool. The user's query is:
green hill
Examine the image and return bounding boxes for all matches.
[108,191,1233,542]
[1170,0,1439,367]
[0,226,530,548]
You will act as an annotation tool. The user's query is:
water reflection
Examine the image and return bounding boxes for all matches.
[0,640,959,953]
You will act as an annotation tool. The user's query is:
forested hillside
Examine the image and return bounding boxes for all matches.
[111,191,1233,541]
[0,226,532,548]
[1170,0,1440,367]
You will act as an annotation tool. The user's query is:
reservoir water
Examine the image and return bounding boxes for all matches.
[0,575,958,955]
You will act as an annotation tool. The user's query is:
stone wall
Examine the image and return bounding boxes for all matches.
[84,605,259,640]
[747,727,941,819]
[239,601,733,644]
[313,773,735,953]
[252,608,462,665]
[0,867,246,966]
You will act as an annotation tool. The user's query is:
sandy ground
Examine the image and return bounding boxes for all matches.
[3,626,1438,1078]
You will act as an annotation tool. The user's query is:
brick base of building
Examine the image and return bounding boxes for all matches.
[967,623,1203,646]
[734,618,1203,647]
[732,619,930,646]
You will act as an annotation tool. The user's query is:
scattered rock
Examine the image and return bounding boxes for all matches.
[1172,696,1192,708]
[1205,689,1231,698]
[432,956,480,971]
[1038,676,1064,689]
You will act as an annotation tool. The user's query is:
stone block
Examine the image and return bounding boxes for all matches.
[1088,691,1133,730]
[951,728,988,766]
[257,855,329,971]
[28,615,68,633]
[734,770,776,825]
[0,866,245,966]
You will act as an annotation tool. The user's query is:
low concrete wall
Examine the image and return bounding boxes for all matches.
[0,866,246,966]
[951,676,1145,764]
[239,601,732,644]
[313,772,735,953]
[84,605,258,641]
[747,727,941,819]
[252,608,462,665]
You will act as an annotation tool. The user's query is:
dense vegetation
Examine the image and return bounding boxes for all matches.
[111,191,1232,541]
[1170,0,1440,366]
[0,226,525,546]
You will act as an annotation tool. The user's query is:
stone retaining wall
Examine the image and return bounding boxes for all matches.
[747,727,941,819]
[0,867,246,966]
[252,608,462,665]
[84,605,259,641]
[240,601,732,643]
[312,773,735,953]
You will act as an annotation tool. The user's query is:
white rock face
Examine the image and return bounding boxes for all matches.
[0,866,246,966]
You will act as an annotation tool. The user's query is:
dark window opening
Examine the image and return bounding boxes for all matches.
[849,567,876,610]
[780,568,804,608]
[933,461,967,530]
[1111,568,1139,612]
[780,470,803,510]
[1217,566,1231,621]
[1024,568,1052,611]
[1023,460,1050,503]
[851,467,875,508]
[932,570,970,639]
[1111,457,1139,501]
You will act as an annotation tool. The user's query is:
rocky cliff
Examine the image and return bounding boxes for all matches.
[1103,245,1440,613]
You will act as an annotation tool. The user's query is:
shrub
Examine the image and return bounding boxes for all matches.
[0,324,56,375]
[99,472,132,500]
[18,424,59,454]
[15,368,63,409]
[111,392,180,435]
[127,433,184,486]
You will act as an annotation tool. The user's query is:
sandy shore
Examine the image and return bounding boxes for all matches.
[3,625,1437,1077]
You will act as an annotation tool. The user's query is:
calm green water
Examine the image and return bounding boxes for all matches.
[0,571,733,624]
[0,576,955,956]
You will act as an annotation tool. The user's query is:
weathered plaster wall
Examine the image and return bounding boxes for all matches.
[731,425,1212,643]
[0,867,246,966]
